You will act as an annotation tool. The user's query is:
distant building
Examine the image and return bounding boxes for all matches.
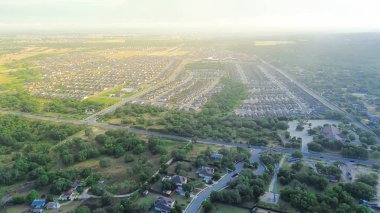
[142,190,149,196]
[210,151,223,159]
[369,115,380,124]
[321,124,346,141]
[121,87,136,93]
[154,196,175,213]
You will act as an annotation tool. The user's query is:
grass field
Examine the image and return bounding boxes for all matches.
[200,203,250,213]
[85,96,120,105]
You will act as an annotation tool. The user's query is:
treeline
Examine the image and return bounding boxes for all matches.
[0,91,106,115]
[108,79,285,143]
[308,135,369,159]
[281,173,377,213]
[278,159,377,213]
[0,114,82,154]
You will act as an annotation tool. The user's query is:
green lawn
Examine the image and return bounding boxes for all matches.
[207,203,250,213]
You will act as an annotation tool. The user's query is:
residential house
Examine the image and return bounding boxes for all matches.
[210,151,223,160]
[45,200,60,210]
[171,175,188,187]
[59,189,74,201]
[197,166,215,182]
[154,196,175,213]
[31,199,46,209]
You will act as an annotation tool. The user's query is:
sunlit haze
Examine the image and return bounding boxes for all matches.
[1,0,380,33]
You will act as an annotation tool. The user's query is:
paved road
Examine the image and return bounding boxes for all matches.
[185,162,244,213]
[1,110,379,167]
[258,57,380,143]
[250,148,265,175]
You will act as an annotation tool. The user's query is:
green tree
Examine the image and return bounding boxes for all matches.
[25,190,39,204]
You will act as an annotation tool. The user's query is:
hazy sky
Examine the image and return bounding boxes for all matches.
[1,0,380,33]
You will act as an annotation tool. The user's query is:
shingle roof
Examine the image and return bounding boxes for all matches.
[154,196,175,212]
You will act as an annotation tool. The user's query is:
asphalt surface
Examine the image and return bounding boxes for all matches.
[0,109,378,167]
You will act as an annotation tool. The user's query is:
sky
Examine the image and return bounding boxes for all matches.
[1,0,380,34]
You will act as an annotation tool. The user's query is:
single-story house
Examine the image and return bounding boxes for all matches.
[197,166,215,178]
[59,189,74,201]
[31,199,46,209]
[211,151,223,159]
[45,200,60,209]
[154,196,175,213]
[171,175,188,186]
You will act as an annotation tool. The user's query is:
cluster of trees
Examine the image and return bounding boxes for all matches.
[285,136,302,148]
[357,130,378,145]
[281,180,371,213]
[0,91,106,115]
[0,115,81,153]
[0,117,82,187]
[315,162,342,179]
[108,79,284,143]
[345,173,378,200]
[44,98,105,115]
[59,138,100,165]
[11,190,40,205]
[210,169,266,204]
[95,129,146,158]
[308,134,369,159]
[147,137,168,155]
[279,164,329,191]
[35,168,99,194]
[279,160,377,212]
[195,147,251,171]
[0,92,40,113]
[259,152,282,174]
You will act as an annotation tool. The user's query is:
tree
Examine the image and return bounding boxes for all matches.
[345,182,376,200]
[12,195,25,204]
[162,180,176,191]
[202,200,213,213]
[50,178,72,194]
[291,161,303,171]
[356,173,378,187]
[25,190,39,204]
[84,128,94,137]
[291,151,303,159]
[308,142,323,152]
[124,154,134,163]
[36,174,49,187]
[75,206,91,213]
[99,158,111,168]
